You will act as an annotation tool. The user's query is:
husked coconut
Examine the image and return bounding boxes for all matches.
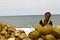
[0,23,8,31]
[38,38,44,40]
[20,33,27,39]
[8,37,15,40]
[23,37,32,40]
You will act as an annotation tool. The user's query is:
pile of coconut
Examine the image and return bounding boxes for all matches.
[0,23,60,40]
[0,23,32,40]
[28,24,60,40]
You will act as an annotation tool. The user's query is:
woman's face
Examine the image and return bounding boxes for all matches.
[45,14,51,20]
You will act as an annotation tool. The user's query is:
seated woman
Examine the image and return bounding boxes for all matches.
[39,12,53,26]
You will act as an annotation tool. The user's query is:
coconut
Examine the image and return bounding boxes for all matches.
[19,30,25,33]
[2,26,7,31]
[41,24,53,35]
[52,26,60,39]
[20,33,27,39]
[8,37,15,40]
[35,24,43,33]
[38,38,44,40]
[23,38,32,40]
[6,24,16,32]
[0,23,8,31]
[5,33,11,39]
[1,31,7,35]
[45,35,56,40]
[28,30,39,40]
[0,23,7,28]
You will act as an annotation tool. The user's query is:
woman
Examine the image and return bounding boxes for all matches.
[39,12,53,26]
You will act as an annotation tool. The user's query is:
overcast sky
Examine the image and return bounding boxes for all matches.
[0,0,60,16]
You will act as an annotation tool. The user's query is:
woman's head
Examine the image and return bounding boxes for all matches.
[45,12,51,20]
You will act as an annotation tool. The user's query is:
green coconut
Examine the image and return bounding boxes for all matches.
[35,24,43,33]
[45,35,56,40]
[28,30,39,40]
[41,24,53,35]
[52,26,60,39]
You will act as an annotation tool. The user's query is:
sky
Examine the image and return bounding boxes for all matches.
[0,0,60,16]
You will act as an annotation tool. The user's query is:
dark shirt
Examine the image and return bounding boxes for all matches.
[39,20,53,26]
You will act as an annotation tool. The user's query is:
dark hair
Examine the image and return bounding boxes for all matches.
[45,12,51,16]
